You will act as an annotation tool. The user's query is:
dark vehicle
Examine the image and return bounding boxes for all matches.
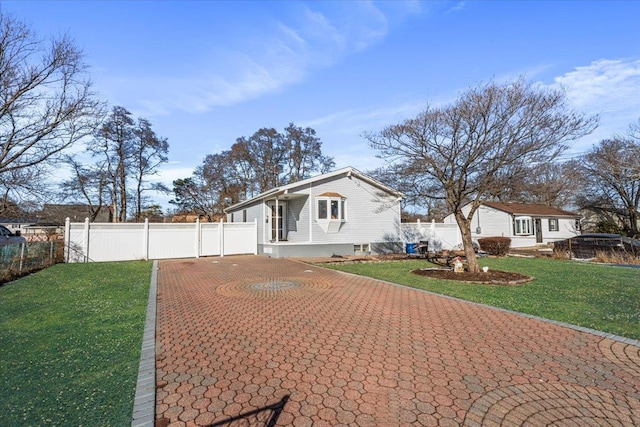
[553,233,640,258]
[0,224,26,247]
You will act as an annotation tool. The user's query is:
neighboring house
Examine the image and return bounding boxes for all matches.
[171,213,217,223]
[578,206,640,234]
[224,167,404,258]
[443,202,580,248]
[0,218,37,235]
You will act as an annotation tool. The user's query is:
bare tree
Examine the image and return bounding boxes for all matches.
[171,123,334,220]
[170,152,243,221]
[66,106,169,222]
[369,164,451,221]
[131,118,169,221]
[88,106,135,222]
[495,162,579,208]
[0,10,102,192]
[59,155,110,221]
[573,127,640,237]
[284,123,335,183]
[367,78,597,272]
[0,166,51,215]
[231,128,288,196]
[227,124,335,199]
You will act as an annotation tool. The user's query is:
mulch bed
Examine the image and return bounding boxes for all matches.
[308,254,534,285]
[411,268,534,285]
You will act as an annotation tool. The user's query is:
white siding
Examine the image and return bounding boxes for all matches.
[445,204,579,247]
[302,174,400,245]
[225,171,402,248]
[286,195,310,241]
[472,205,513,238]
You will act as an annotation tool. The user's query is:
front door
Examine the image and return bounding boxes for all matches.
[267,202,287,241]
[535,218,543,243]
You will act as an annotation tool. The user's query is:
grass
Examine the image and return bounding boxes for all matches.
[325,257,640,340]
[0,261,152,427]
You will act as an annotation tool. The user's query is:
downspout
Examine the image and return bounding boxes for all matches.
[309,182,313,243]
[263,199,267,245]
[275,198,279,243]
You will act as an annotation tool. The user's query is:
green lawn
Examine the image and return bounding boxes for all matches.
[325,257,640,340]
[0,261,152,427]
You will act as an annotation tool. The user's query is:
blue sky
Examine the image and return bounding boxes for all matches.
[4,1,640,208]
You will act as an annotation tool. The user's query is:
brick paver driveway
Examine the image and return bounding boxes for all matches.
[155,256,640,426]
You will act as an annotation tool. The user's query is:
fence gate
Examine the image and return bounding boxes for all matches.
[65,218,258,263]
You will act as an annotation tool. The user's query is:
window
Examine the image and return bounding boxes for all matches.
[242,209,247,222]
[331,200,339,219]
[548,218,559,232]
[354,243,370,254]
[514,216,533,235]
[316,194,347,223]
[318,200,328,219]
[231,212,235,222]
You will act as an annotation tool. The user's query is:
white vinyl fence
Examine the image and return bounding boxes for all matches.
[64,218,258,263]
[400,219,463,251]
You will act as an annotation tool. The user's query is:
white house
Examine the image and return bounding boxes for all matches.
[443,202,580,248]
[224,167,404,258]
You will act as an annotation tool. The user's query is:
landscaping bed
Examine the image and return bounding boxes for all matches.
[411,267,533,285]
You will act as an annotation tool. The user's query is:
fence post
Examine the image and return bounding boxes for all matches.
[254,218,258,255]
[83,217,90,263]
[195,218,201,259]
[219,219,224,257]
[19,242,25,274]
[143,218,149,261]
[64,217,71,263]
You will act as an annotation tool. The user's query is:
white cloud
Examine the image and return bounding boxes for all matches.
[552,58,640,151]
[102,2,403,116]
[304,101,425,135]
[154,165,197,186]
[554,58,640,111]
[448,2,467,12]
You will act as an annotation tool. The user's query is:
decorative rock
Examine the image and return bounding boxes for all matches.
[453,257,464,273]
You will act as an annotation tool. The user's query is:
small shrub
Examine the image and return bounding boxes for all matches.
[553,247,571,260]
[478,237,511,256]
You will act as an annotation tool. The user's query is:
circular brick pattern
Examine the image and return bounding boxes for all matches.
[598,338,640,378]
[249,281,299,291]
[216,278,331,299]
[463,382,640,426]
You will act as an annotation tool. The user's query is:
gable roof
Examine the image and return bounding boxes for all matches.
[482,202,579,217]
[225,167,404,212]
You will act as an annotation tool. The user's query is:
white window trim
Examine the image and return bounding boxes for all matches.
[514,216,533,236]
[316,196,347,222]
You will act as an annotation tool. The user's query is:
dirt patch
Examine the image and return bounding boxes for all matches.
[411,268,534,285]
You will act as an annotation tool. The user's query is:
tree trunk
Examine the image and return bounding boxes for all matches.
[629,208,639,238]
[454,214,480,273]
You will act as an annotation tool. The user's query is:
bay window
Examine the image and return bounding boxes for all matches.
[514,216,533,235]
[316,193,347,233]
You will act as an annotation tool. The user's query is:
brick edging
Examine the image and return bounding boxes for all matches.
[131,260,158,427]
